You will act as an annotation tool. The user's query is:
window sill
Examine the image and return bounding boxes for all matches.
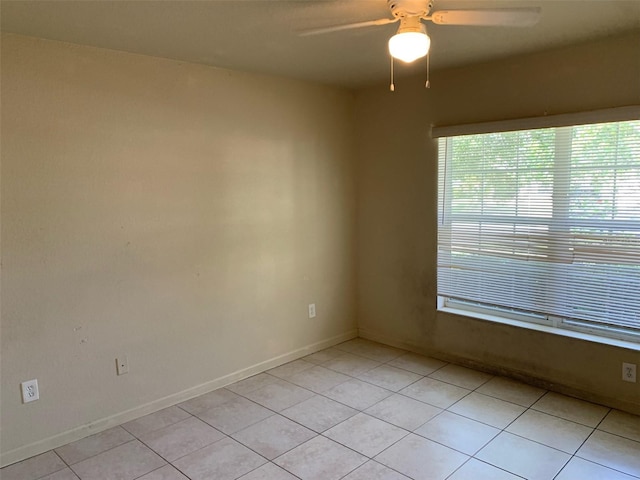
[438,306,640,352]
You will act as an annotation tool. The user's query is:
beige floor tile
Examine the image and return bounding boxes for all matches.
[226,373,279,396]
[139,416,225,462]
[55,426,134,465]
[122,406,191,438]
[335,339,405,363]
[476,432,570,480]
[429,364,493,390]
[243,379,315,412]
[137,465,190,480]
[266,359,315,379]
[324,378,393,411]
[274,436,367,480]
[358,365,422,392]
[172,437,266,480]
[576,430,640,477]
[387,353,447,376]
[400,377,470,409]
[237,462,299,479]
[0,451,67,480]
[531,392,609,427]
[555,457,638,480]
[39,468,80,480]
[322,352,381,376]
[280,394,358,432]
[476,376,546,407]
[324,413,407,457]
[178,388,241,415]
[365,393,441,431]
[14,338,635,480]
[196,396,273,434]
[448,392,525,429]
[342,460,411,479]
[303,347,345,365]
[232,415,316,460]
[70,440,165,480]
[598,409,640,443]
[375,433,468,480]
[506,409,593,454]
[286,365,351,393]
[415,411,500,455]
[447,459,522,480]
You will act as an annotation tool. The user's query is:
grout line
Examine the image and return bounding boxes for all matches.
[551,458,572,480]
[134,418,227,465]
[52,449,71,469]
[29,451,71,480]
[569,453,640,480]
[9,339,640,480]
[59,438,140,468]
[131,463,172,480]
[497,429,584,456]
[592,427,640,444]
[444,457,528,480]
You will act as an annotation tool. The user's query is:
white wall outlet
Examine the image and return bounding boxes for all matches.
[116,356,129,375]
[21,379,39,403]
[308,303,316,319]
[622,363,636,383]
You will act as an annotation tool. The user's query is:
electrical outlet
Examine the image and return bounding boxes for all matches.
[116,356,129,376]
[308,303,316,319]
[21,379,39,403]
[622,363,636,383]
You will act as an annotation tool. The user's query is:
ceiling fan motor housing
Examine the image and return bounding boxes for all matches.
[387,0,432,18]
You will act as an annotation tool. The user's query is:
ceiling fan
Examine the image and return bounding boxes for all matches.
[301,0,542,90]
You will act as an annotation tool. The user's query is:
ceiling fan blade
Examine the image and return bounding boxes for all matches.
[299,17,398,36]
[430,7,541,27]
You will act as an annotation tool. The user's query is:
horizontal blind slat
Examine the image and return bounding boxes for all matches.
[438,119,640,341]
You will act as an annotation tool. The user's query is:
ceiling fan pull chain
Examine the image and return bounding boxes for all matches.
[390,55,395,92]
[425,51,431,88]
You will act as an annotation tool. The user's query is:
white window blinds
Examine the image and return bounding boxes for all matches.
[437,117,640,341]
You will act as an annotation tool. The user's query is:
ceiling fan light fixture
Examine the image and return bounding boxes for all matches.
[389,31,430,63]
[388,18,430,63]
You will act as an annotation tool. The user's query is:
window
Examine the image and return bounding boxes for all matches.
[436,112,640,343]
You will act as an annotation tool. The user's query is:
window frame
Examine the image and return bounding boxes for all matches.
[434,107,640,347]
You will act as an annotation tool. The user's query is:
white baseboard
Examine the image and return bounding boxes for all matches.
[358,327,640,416]
[1,329,357,468]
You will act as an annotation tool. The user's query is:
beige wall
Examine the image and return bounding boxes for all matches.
[3,29,640,467]
[1,34,357,464]
[355,32,640,413]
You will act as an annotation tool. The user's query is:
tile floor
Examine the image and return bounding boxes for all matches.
[3,338,640,480]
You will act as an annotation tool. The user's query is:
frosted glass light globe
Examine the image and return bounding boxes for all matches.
[388,32,430,63]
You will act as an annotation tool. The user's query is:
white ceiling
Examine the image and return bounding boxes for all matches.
[2,0,639,88]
